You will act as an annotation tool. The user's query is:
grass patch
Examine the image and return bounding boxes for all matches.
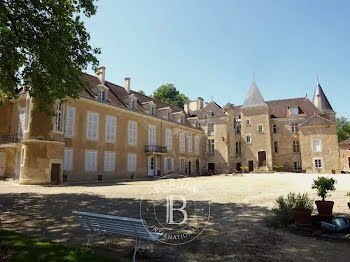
[0,229,119,262]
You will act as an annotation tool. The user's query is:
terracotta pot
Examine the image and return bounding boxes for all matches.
[292,209,312,225]
[315,200,334,216]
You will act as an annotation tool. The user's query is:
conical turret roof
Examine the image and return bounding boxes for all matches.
[312,81,334,113]
[242,81,267,108]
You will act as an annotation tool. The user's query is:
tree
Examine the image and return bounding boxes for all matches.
[137,90,145,95]
[0,0,100,114]
[152,83,189,108]
[337,116,350,142]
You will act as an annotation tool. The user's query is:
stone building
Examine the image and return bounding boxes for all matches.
[339,138,350,172]
[185,80,340,174]
[0,67,205,184]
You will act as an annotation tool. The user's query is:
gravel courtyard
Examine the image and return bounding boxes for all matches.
[1,173,350,261]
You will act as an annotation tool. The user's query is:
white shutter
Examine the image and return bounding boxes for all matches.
[65,107,75,137]
[19,107,25,135]
[87,112,98,140]
[195,136,199,155]
[128,154,136,171]
[164,157,168,172]
[179,133,185,153]
[106,116,116,142]
[85,151,97,171]
[104,152,115,171]
[187,135,192,153]
[129,121,137,145]
[149,125,156,145]
[171,158,174,171]
[166,129,172,150]
[64,149,73,170]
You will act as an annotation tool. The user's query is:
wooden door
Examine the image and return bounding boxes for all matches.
[258,151,266,166]
[188,161,191,176]
[348,157,350,169]
[51,163,60,185]
[248,161,254,172]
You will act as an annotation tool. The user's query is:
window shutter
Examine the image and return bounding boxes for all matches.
[171,158,174,171]
[164,157,168,172]
[65,107,75,137]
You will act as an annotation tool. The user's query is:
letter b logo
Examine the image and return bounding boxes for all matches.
[166,196,188,224]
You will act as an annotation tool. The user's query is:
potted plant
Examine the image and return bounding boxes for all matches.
[240,166,249,173]
[312,177,336,217]
[291,193,314,225]
[273,164,283,172]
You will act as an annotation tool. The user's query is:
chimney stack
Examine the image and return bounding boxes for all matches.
[95,66,106,84]
[124,77,131,93]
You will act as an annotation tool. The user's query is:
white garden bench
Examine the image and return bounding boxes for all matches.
[72,211,162,262]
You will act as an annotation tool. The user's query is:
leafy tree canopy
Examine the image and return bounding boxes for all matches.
[336,116,350,142]
[152,83,189,109]
[137,90,145,95]
[0,0,100,114]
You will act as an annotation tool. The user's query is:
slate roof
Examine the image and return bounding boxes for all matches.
[242,81,267,108]
[340,138,350,145]
[312,81,334,113]
[299,114,336,127]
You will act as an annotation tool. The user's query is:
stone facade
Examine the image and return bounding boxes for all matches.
[340,138,350,172]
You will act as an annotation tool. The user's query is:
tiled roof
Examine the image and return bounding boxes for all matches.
[80,73,197,129]
[340,138,350,145]
[312,82,334,113]
[299,114,336,127]
[190,101,226,119]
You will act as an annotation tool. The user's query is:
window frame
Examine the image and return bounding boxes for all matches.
[293,140,300,153]
[87,112,99,140]
[312,139,322,152]
[104,151,115,172]
[314,158,322,169]
[128,121,137,145]
[55,101,63,133]
[208,139,215,154]
[273,141,278,153]
[64,148,73,171]
[85,150,97,171]
[272,124,277,134]
[128,153,137,172]
[105,115,116,143]
[291,123,299,133]
[246,134,251,144]
[179,133,185,153]
[65,106,75,138]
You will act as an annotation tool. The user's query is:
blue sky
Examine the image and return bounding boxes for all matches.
[84,0,350,118]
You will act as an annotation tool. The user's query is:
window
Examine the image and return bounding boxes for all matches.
[208,139,214,154]
[291,123,299,133]
[150,106,155,116]
[148,125,156,145]
[293,140,300,153]
[104,152,115,171]
[195,121,200,129]
[85,151,97,171]
[98,90,106,102]
[55,101,62,132]
[128,153,136,171]
[64,149,73,170]
[207,111,213,118]
[290,107,298,116]
[167,111,172,121]
[294,161,301,171]
[246,135,251,143]
[105,116,116,142]
[207,123,214,136]
[179,133,185,153]
[273,141,278,153]
[313,140,321,152]
[180,158,185,170]
[246,119,251,125]
[235,142,241,155]
[272,124,277,134]
[194,136,199,155]
[180,115,185,124]
[65,106,75,137]
[258,125,263,132]
[187,135,192,153]
[87,112,99,140]
[236,125,241,134]
[314,159,322,168]
[128,121,137,145]
[19,107,25,136]
[164,157,174,172]
[166,129,172,150]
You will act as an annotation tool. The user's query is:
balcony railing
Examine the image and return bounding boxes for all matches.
[144,145,167,154]
[0,133,23,145]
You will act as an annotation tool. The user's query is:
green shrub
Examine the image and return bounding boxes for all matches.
[240,166,248,171]
[273,164,283,169]
[268,192,313,227]
[312,177,336,201]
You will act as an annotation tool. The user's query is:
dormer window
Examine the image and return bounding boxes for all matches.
[98,90,106,102]
[167,111,172,121]
[150,106,155,116]
[180,115,185,124]
[207,111,214,118]
[129,94,137,111]
[290,107,298,116]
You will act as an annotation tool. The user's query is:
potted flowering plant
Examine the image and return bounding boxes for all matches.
[240,166,249,173]
[312,177,336,217]
[291,193,314,225]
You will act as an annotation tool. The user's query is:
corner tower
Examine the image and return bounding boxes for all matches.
[312,81,336,121]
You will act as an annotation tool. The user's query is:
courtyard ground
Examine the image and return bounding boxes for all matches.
[0,173,350,261]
